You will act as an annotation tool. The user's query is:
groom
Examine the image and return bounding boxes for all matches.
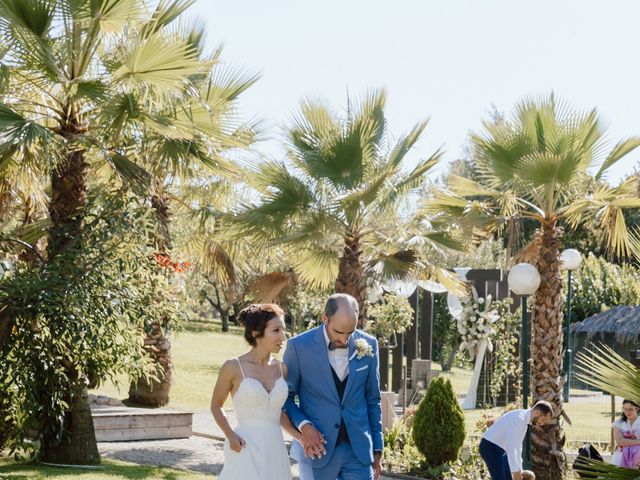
[284,293,383,480]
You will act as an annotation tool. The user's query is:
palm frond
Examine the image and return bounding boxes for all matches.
[574,344,640,402]
[113,29,205,95]
[248,271,297,304]
[140,0,196,37]
[447,174,499,198]
[595,137,640,180]
[366,249,419,280]
[290,245,338,290]
[574,458,640,479]
[88,0,144,33]
[107,151,152,193]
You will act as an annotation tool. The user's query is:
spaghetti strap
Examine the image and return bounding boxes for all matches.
[278,361,284,378]
[236,357,245,378]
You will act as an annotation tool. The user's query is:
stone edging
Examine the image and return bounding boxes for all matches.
[382,471,429,480]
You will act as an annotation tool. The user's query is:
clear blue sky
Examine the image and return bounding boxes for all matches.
[190,0,640,183]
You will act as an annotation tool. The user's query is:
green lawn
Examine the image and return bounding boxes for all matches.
[92,321,248,411]
[0,458,211,479]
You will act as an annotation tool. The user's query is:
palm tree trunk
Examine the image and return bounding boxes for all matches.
[128,194,173,407]
[41,115,99,464]
[40,382,100,465]
[531,224,565,479]
[128,321,173,406]
[335,232,367,328]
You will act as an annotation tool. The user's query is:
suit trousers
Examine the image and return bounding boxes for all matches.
[298,442,373,480]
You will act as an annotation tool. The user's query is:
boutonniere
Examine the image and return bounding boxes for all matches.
[354,338,373,359]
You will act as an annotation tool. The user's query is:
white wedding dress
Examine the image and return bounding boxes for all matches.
[219,359,292,480]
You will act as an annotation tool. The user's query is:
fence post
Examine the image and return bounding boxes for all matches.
[611,394,616,454]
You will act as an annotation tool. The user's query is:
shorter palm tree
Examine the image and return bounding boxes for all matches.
[240,89,460,326]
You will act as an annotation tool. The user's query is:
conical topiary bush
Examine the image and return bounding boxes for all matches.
[412,377,465,467]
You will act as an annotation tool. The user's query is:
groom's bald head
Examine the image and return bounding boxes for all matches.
[323,294,358,348]
[324,293,359,320]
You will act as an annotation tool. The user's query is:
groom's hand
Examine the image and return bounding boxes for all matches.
[301,424,326,459]
[373,452,382,479]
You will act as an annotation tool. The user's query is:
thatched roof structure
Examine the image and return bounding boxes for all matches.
[571,305,640,343]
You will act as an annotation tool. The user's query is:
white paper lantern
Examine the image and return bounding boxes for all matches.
[507,263,541,296]
[560,248,582,271]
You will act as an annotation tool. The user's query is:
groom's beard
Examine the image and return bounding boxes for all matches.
[328,342,348,350]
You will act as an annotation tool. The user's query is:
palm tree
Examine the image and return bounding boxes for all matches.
[0,0,226,464]
[240,89,460,327]
[123,60,258,408]
[425,94,640,479]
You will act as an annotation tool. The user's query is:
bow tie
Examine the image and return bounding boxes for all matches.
[328,342,348,351]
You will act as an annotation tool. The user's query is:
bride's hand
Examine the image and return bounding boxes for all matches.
[228,431,246,452]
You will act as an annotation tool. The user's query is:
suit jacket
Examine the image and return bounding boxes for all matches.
[283,325,383,468]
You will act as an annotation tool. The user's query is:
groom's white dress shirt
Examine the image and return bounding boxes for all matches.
[297,325,350,430]
[324,325,349,381]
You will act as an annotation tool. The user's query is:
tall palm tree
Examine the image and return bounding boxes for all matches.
[240,89,461,327]
[0,0,224,464]
[425,94,640,479]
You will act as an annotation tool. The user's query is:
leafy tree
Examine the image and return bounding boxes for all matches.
[0,192,176,463]
[426,94,640,479]
[570,253,640,322]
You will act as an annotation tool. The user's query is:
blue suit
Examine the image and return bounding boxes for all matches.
[283,325,383,480]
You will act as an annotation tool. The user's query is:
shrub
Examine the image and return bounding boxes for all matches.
[367,294,414,346]
[412,377,465,468]
[571,253,640,322]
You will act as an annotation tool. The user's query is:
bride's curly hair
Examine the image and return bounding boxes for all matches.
[238,304,285,346]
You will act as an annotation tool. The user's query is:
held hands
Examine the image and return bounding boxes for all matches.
[228,431,246,452]
[300,423,327,459]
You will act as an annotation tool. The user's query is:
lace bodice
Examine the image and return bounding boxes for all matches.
[232,360,288,426]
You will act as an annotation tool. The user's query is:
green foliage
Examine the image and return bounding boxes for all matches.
[382,410,423,473]
[284,285,329,332]
[366,294,414,346]
[441,444,490,480]
[412,377,466,468]
[0,192,179,453]
[571,252,640,322]
[488,299,522,404]
[432,292,471,371]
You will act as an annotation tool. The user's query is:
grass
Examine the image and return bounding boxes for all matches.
[92,321,248,411]
[0,458,211,479]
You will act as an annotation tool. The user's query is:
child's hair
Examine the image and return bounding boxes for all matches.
[621,399,640,421]
[522,470,535,480]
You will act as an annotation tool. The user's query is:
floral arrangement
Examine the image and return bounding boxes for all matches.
[354,338,374,359]
[456,287,499,357]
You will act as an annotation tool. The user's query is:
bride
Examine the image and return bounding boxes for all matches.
[211,303,299,480]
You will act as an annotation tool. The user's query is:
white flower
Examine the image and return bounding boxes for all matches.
[355,338,373,359]
[478,298,485,304]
